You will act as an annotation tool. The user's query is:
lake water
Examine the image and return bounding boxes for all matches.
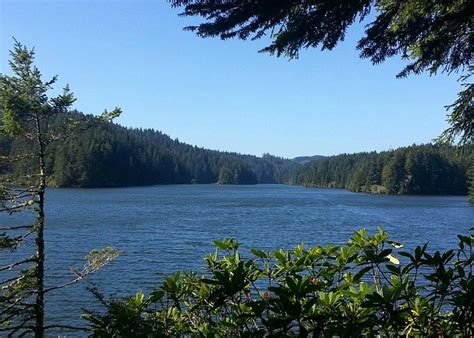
[1,184,473,335]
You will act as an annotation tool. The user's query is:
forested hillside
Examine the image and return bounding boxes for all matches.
[291,145,474,195]
[0,112,298,187]
[293,155,326,165]
[1,112,472,194]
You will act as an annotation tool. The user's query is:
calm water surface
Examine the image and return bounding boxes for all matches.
[1,184,473,335]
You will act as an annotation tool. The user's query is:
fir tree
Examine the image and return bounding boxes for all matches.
[0,40,120,337]
[171,0,473,143]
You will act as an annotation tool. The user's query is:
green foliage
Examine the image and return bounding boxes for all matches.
[468,159,474,203]
[3,118,470,194]
[0,111,298,187]
[83,247,121,275]
[0,40,75,139]
[295,144,473,195]
[84,228,473,337]
[438,68,473,144]
[172,0,471,75]
[0,39,78,337]
[0,40,120,337]
[172,0,473,144]
[218,161,257,184]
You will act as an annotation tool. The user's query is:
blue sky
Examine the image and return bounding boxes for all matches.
[0,0,463,158]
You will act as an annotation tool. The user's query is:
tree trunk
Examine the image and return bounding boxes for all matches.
[34,112,45,338]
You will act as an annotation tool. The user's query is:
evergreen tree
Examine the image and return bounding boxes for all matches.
[171,0,473,143]
[1,111,300,188]
[295,144,473,196]
[382,153,406,194]
[0,41,119,337]
[468,160,474,203]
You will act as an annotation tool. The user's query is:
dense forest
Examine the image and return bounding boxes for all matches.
[291,145,474,195]
[1,111,472,196]
[0,111,298,187]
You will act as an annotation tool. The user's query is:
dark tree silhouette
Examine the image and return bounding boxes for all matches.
[171,0,473,143]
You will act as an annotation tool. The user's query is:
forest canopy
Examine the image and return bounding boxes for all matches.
[0,111,472,196]
[292,144,473,195]
[0,111,297,187]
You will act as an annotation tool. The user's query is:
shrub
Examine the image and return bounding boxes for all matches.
[84,228,473,337]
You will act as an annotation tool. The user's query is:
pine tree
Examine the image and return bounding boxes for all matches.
[0,40,120,337]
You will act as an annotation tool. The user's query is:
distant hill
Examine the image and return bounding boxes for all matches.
[0,111,300,188]
[291,145,473,195]
[292,155,326,165]
[3,111,471,195]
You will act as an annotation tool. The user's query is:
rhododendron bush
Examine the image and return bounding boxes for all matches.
[84,228,473,337]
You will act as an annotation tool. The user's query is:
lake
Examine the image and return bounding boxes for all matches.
[1,184,473,335]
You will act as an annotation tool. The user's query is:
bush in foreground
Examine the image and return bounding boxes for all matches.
[84,228,473,337]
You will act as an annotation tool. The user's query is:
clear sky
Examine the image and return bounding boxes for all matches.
[0,0,463,158]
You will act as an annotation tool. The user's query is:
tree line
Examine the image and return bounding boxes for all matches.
[290,145,474,196]
[0,111,299,187]
[2,113,472,197]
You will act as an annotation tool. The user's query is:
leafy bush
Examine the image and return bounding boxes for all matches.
[84,228,473,337]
